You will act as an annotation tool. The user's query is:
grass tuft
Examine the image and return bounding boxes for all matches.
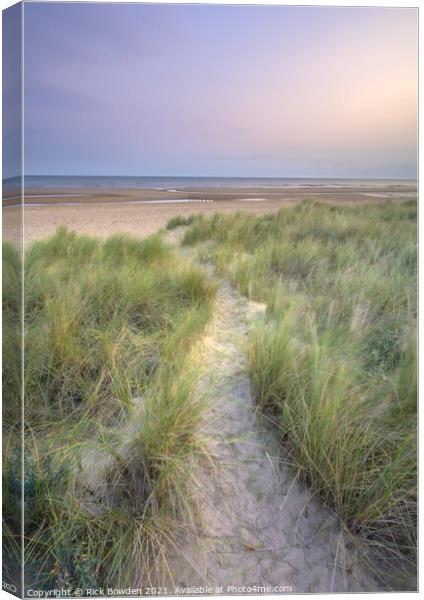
[166,215,194,230]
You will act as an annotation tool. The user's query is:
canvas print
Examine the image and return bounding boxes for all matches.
[2,1,418,597]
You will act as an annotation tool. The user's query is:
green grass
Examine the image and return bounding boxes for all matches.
[2,227,216,589]
[182,199,417,585]
[2,201,417,589]
[166,215,194,230]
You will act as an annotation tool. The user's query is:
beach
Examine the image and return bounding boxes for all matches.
[2,181,417,243]
[2,2,418,595]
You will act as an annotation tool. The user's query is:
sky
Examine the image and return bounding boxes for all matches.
[2,1,21,179]
[16,2,419,178]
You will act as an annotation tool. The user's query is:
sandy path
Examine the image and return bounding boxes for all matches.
[162,232,381,594]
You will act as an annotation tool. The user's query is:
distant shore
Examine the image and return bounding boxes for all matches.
[2,181,417,244]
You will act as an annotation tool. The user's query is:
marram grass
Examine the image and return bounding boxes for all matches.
[2,227,216,589]
[182,199,417,585]
[2,200,417,589]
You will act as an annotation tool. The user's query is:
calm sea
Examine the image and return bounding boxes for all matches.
[3,175,416,193]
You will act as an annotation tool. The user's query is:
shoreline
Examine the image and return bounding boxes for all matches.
[2,180,417,206]
[2,183,417,245]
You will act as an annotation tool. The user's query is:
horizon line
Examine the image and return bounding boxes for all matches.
[3,174,417,182]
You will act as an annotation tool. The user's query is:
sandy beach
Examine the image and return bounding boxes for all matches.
[2,182,416,244]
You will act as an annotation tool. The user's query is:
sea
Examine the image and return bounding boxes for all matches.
[3,175,416,194]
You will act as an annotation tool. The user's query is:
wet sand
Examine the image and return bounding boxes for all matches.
[2,182,417,244]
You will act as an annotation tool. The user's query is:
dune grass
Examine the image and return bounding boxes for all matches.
[182,199,417,585]
[2,227,216,590]
[166,215,194,230]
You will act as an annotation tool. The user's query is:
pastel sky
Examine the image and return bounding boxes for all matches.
[21,2,417,178]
